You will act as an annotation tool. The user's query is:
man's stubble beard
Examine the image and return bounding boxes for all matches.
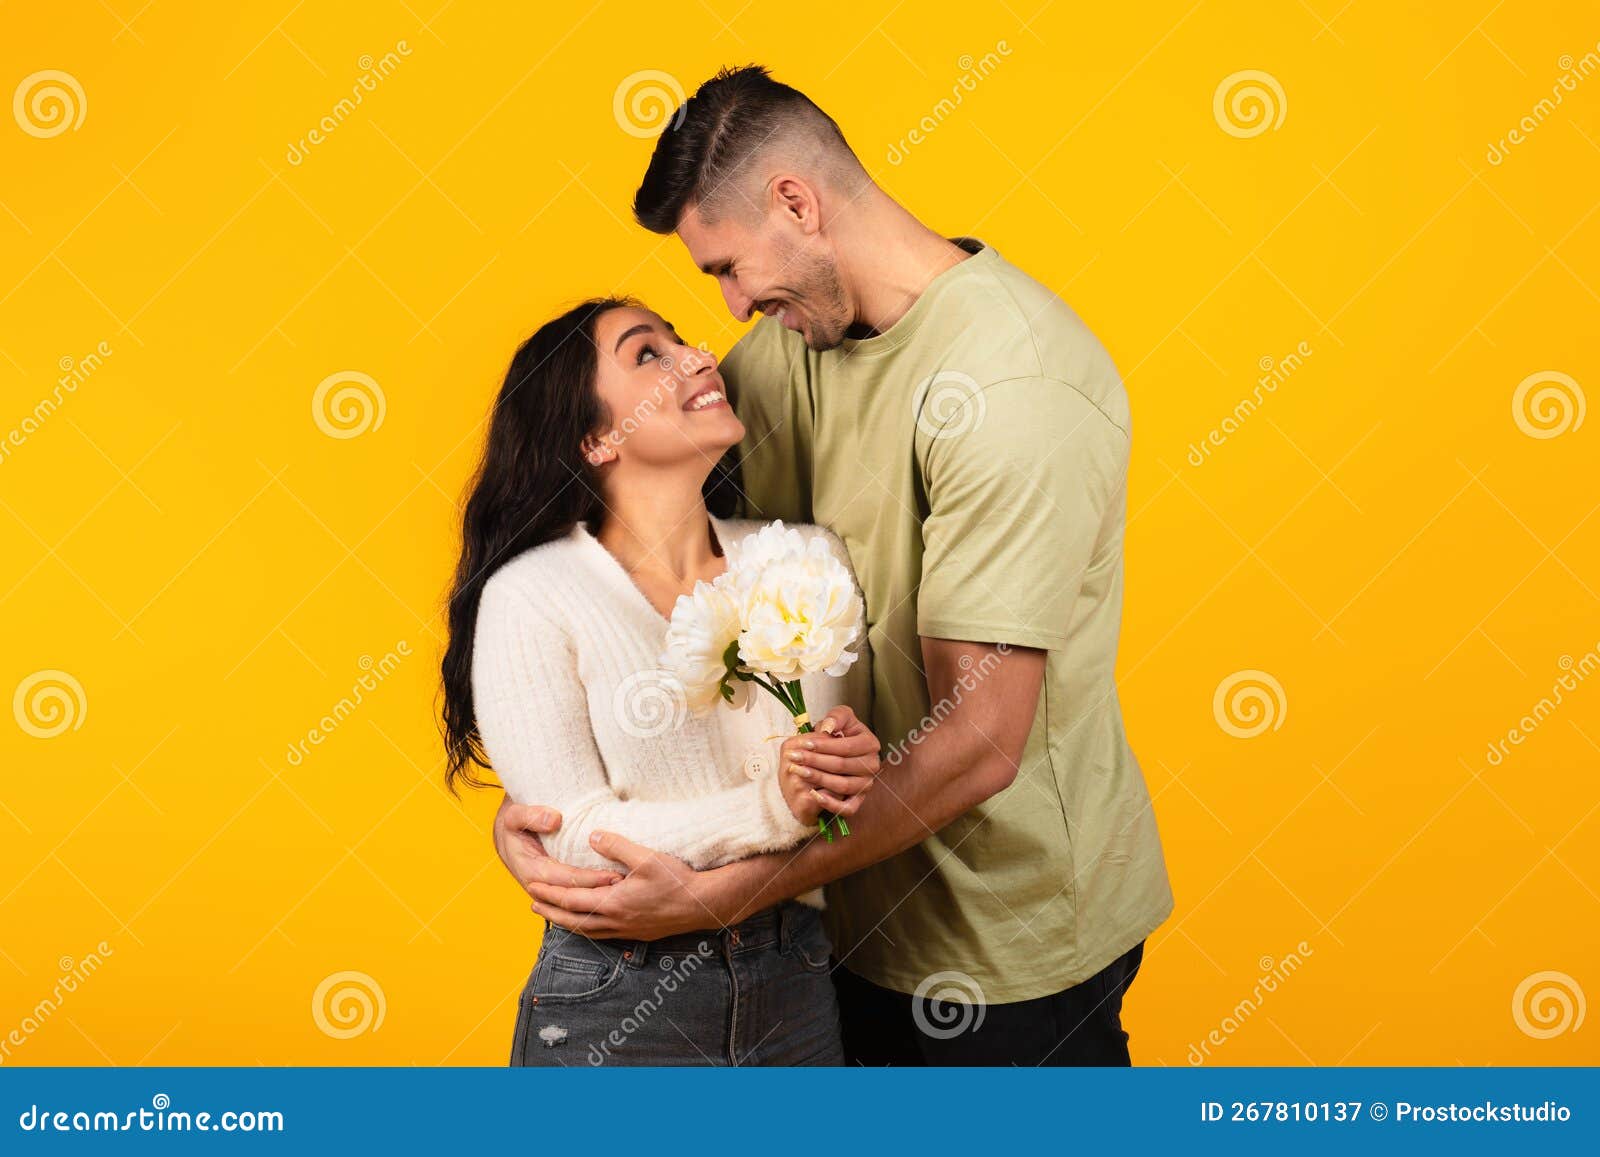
[783,242,852,352]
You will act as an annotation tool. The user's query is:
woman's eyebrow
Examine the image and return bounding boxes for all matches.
[612,323,654,352]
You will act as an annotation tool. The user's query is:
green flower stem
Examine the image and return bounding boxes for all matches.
[783,677,852,842]
[745,673,799,716]
[732,667,851,842]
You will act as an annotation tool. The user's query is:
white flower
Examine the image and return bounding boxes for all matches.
[725,523,862,683]
[657,521,863,722]
[659,578,744,714]
[723,519,810,572]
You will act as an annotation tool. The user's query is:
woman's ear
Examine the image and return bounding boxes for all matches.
[581,434,617,467]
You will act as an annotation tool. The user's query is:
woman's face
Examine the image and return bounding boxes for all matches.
[587,307,744,473]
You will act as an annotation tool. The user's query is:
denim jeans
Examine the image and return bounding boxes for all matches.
[510,901,844,1066]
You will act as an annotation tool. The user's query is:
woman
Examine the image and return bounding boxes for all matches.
[439,297,879,1066]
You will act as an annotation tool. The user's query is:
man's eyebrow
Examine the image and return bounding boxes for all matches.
[698,258,731,276]
[612,323,653,352]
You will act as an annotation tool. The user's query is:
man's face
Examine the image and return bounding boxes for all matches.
[676,205,852,352]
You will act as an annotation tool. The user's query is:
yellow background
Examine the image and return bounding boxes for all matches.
[3,0,1597,1065]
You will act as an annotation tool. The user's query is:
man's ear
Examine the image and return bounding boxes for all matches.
[581,434,617,466]
[770,174,823,235]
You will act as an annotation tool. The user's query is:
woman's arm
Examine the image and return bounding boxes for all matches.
[471,579,815,872]
[518,640,1042,940]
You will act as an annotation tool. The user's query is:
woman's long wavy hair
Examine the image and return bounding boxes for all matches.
[439,296,742,793]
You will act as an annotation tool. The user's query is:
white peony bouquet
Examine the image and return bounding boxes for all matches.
[661,521,864,839]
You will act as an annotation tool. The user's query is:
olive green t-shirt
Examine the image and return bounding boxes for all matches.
[720,237,1173,1004]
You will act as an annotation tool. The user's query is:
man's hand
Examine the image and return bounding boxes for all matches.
[492,796,622,893]
[494,800,712,938]
[526,832,729,940]
[492,643,1036,938]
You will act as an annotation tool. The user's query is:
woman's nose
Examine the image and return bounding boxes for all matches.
[677,342,717,376]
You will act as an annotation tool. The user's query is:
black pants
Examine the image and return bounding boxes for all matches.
[832,941,1144,1066]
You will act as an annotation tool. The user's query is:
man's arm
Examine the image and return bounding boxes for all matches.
[520,377,1118,936]
[700,636,1044,921]
[523,637,1043,937]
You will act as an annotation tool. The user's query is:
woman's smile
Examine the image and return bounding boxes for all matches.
[682,383,729,412]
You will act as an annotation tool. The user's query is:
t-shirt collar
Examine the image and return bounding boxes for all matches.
[832,236,996,358]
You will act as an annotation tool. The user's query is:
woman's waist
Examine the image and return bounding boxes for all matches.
[555,900,822,964]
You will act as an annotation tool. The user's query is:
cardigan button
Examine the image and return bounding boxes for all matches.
[743,750,768,781]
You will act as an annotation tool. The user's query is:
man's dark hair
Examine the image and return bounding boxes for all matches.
[632,65,864,234]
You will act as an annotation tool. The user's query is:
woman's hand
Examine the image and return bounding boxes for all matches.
[779,763,825,825]
[779,704,881,825]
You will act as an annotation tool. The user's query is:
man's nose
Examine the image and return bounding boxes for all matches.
[721,281,754,323]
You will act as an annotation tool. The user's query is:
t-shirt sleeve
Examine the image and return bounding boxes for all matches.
[915,377,1128,651]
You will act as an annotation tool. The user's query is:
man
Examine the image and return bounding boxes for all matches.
[495,65,1172,1065]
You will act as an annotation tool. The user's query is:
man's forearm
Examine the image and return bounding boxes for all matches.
[694,639,1046,926]
[699,728,1006,923]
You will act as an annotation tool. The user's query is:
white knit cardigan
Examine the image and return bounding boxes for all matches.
[471,516,869,885]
